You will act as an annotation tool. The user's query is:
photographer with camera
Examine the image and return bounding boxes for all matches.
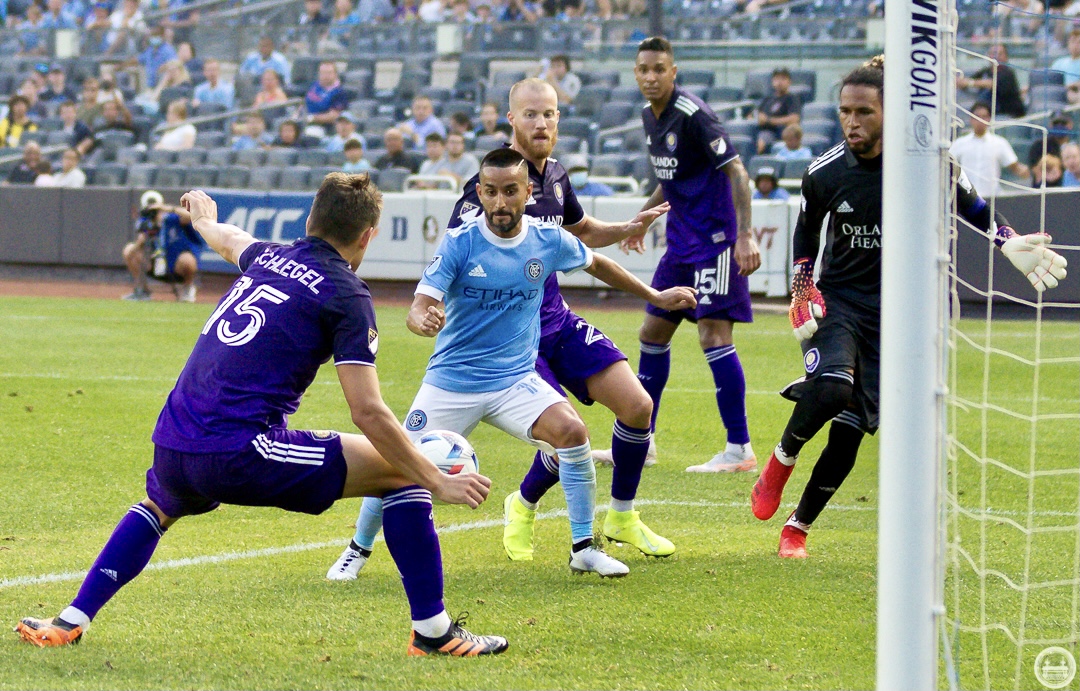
[121,191,204,302]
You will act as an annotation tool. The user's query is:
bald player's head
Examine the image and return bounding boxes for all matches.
[507,78,560,162]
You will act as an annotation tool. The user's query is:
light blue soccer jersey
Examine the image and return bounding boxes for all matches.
[417,213,593,393]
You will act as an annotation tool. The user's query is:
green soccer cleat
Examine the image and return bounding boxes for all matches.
[602,509,675,557]
[502,491,536,561]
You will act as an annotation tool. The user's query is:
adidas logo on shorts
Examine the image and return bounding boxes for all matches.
[469,264,487,278]
[837,201,854,213]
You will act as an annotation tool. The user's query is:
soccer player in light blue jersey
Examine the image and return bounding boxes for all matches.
[328,148,696,579]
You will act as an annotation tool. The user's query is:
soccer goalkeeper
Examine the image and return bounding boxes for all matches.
[750,55,1068,558]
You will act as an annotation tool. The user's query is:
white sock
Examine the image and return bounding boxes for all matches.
[413,610,452,638]
[517,494,538,511]
[609,498,634,513]
[726,441,753,457]
[785,514,812,532]
[58,606,90,630]
[774,443,797,467]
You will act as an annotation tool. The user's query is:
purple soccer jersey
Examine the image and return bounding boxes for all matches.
[152,237,379,454]
[450,151,585,337]
[642,86,740,263]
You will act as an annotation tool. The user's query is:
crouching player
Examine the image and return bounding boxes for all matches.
[328,148,696,580]
[750,56,1068,558]
[15,175,507,657]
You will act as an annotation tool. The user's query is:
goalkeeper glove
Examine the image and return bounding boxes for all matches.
[789,258,826,341]
[995,227,1068,293]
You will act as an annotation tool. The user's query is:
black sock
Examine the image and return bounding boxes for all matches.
[348,539,372,558]
[794,421,864,526]
[572,538,592,553]
[779,377,853,457]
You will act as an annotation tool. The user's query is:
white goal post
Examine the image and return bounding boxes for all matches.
[879,0,953,687]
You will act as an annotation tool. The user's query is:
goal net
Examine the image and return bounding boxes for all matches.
[940,33,1080,691]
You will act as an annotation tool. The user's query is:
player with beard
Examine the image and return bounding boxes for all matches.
[328,79,685,581]
[750,56,1067,558]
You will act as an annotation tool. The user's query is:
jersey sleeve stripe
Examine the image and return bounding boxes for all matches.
[807,144,846,174]
[563,246,594,275]
[334,360,376,367]
[415,283,445,301]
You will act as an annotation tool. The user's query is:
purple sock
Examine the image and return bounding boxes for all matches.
[705,345,750,445]
[382,486,444,621]
[610,421,652,502]
[519,451,559,505]
[70,504,165,621]
[638,341,671,432]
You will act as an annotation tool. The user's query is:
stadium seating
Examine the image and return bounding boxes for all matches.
[205,148,235,167]
[92,163,127,186]
[377,167,412,192]
[176,148,207,166]
[248,167,281,190]
[217,166,251,189]
[278,166,313,190]
[127,164,157,188]
[235,149,267,167]
[185,166,219,188]
[155,165,186,188]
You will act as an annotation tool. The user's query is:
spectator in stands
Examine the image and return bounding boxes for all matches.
[105,0,146,56]
[949,102,1027,198]
[154,0,200,44]
[475,100,512,140]
[231,112,274,150]
[418,0,447,21]
[356,0,395,23]
[239,36,292,86]
[375,127,419,171]
[98,76,126,106]
[593,0,645,19]
[77,77,105,123]
[1054,30,1080,103]
[192,58,235,110]
[41,64,78,107]
[134,59,191,116]
[84,2,112,43]
[33,161,55,186]
[42,0,78,28]
[394,0,421,22]
[49,148,87,187]
[92,98,135,136]
[399,95,446,146]
[497,0,540,21]
[537,54,581,104]
[253,69,289,108]
[342,137,373,172]
[755,67,801,154]
[154,99,197,151]
[956,44,1025,119]
[176,41,202,79]
[565,154,614,196]
[273,119,302,148]
[1032,153,1064,188]
[474,2,494,21]
[447,0,476,22]
[300,0,330,24]
[771,123,813,160]
[1061,142,1080,186]
[18,3,49,57]
[324,0,360,49]
[18,79,49,120]
[58,101,95,155]
[4,142,43,185]
[138,26,178,90]
[418,132,447,175]
[0,96,39,148]
[752,166,789,201]
[305,61,349,129]
[325,112,362,152]
[440,132,479,182]
[1027,111,1074,167]
[449,111,475,144]
[995,0,1044,37]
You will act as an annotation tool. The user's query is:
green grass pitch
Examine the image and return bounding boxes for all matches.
[0,294,1075,690]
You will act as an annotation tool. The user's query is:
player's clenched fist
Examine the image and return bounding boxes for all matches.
[997,228,1068,292]
[789,258,826,341]
[651,286,697,312]
[407,305,446,337]
[180,190,217,227]
[433,471,492,508]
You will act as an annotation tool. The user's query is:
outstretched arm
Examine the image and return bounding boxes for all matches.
[180,190,257,266]
[584,253,697,311]
[564,202,671,250]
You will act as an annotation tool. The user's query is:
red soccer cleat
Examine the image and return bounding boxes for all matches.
[778,522,809,559]
[14,617,83,647]
[751,450,795,520]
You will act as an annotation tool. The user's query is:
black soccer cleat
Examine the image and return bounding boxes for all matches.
[406,613,508,657]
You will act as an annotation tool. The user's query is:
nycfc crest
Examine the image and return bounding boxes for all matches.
[524,259,544,282]
[666,132,678,151]
[406,410,427,431]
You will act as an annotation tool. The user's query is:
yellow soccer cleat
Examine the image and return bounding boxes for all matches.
[602,509,675,557]
[502,491,536,561]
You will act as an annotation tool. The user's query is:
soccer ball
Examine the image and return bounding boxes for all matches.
[415,430,479,475]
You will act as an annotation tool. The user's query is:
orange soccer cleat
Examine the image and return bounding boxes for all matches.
[406,615,508,657]
[14,617,83,647]
[778,522,809,559]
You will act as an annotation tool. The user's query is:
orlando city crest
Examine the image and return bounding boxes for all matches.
[525,259,544,282]
[666,132,677,151]
[368,327,379,355]
[553,182,564,204]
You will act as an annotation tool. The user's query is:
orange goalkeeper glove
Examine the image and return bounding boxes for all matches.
[789,258,826,341]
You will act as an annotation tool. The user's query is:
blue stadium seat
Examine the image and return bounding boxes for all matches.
[248,167,281,191]
[176,148,207,166]
[155,165,186,188]
[801,119,837,139]
[234,149,266,167]
[115,146,145,166]
[127,163,157,188]
[296,150,330,167]
[590,153,631,177]
[723,120,758,139]
[309,166,343,184]
[92,163,127,186]
[278,166,313,191]
[573,85,612,118]
[678,69,716,88]
[801,133,833,155]
[610,85,643,103]
[377,166,411,192]
[265,149,299,166]
[205,147,235,167]
[185,166,218,188]
[217,166,250,189]
[747,155,785,180]
[145,149,176,166]
[802,102,838,122]
[597,101,636,129]
[195,131,225,149]
[783,157,812,180]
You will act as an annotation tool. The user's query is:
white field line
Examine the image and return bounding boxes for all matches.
[2,498,1075,590]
